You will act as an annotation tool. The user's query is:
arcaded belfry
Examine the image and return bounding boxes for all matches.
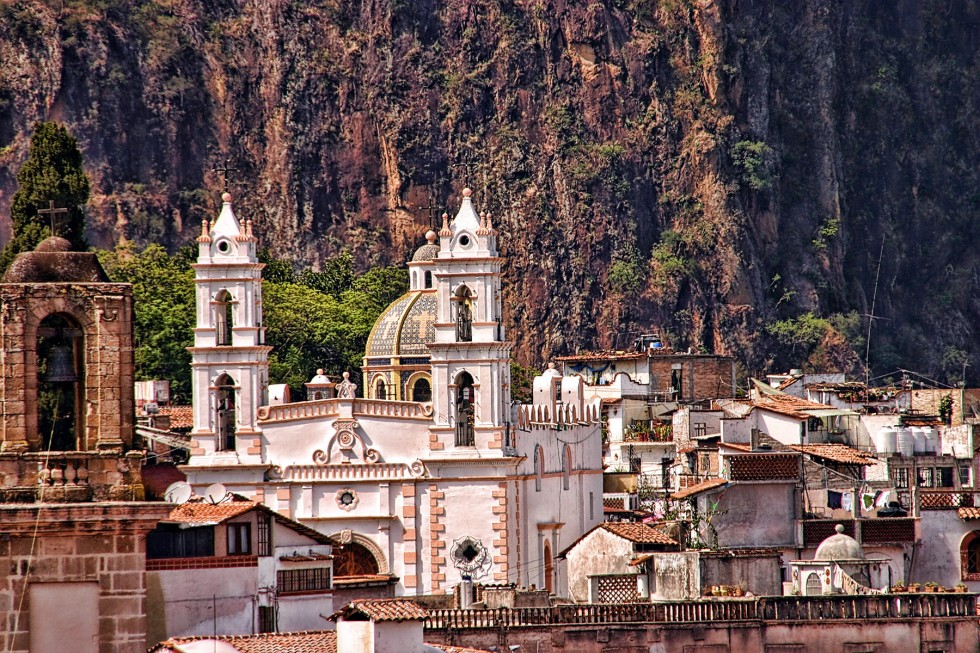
[0,234,170,653]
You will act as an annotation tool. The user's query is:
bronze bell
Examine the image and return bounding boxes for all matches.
[44,344,78,383]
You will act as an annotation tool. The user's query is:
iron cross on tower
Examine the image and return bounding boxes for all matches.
[212,158,239,192]
[37,201,69,237]
[416,186,441,230]
[451,154,481,191]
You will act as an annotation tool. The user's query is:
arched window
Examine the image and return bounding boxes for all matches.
[961,531,980,580]
[37,313,83,451]
[424,270,433,289]
[534,445,543,492]
[455,286,472,342]
[411,377,432,402]
[412,271,418,289]
[562,445,572,491]
[215,290,233,346]
[215,374,236,451]
[333,541,381,577]
[375,378,387,400]
[804,572,823,596]
[543,540,554,594]
[455,372,475,446]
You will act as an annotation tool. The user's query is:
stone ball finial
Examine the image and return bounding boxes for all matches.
[317,368,325,375]
[835,524,845,534]
[222,192,232,203]
[342,371,350,380]
[548,362,556,369]
[425,229,437,243]
[462,188,472,198]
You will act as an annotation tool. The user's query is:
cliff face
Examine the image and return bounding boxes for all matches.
[2,0,978,381]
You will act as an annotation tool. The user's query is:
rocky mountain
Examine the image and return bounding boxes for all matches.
[1,0,978,384]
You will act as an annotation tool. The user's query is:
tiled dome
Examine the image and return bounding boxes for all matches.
[365,291,436,358]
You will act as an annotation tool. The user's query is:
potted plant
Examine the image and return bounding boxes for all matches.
[924,582,940,593]
[733,582,746,597]
[891,581,906,593]
[907,583,921,593]
[955,583,968,593]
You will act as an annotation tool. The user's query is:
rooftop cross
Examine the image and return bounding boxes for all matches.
[37,200,69,237]
[212,158,238,193]
[416,186,441,230]
[451,153,480,190]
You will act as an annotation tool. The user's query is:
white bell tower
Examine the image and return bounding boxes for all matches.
[187,192,271,466]
[428,188,513,454]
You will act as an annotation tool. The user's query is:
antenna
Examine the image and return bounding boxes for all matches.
[164,481,193,504]
[204,483,228,504]
[865,237,885,392]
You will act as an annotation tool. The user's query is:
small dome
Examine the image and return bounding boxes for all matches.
[814,524,865,561]
[309,368,332,385]
[36,236,73,252]
[411,230,440,262]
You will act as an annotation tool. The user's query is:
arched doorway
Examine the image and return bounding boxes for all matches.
[215,374,236,451]
[804,572,822,596]
[37,313,83,451]
[455,371,475,446]
[543,540,554,593]
[333,541,382,577]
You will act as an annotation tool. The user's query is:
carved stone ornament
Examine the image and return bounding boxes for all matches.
[312,418,382,465]
[337,529,353,545]
[451,535,493,580]
[335,371,357,399]
[335,488,359,511]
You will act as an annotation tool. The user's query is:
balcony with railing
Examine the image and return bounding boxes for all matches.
[799,518,918,547]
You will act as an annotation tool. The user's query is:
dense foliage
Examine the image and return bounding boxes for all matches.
[101,245,408,401]
[0,121,89,271]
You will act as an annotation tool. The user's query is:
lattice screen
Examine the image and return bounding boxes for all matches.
[596,575,639,603]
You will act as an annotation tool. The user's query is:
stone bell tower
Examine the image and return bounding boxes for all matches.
[187,192,271,466]
[428,188,513,453]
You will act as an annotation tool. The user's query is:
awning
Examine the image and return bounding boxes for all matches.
[801,408,859,417]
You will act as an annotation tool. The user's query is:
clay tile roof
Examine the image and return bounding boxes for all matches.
[744,394,836,419]
[153,631,338,653]
[718,442,752,452]
[555,350,646,362]
[166,496,256,525]
[343,598,429,622]
[788,444,877,465]
[958,507,980,520]
[601,522,677,545]
[671,477,729,499]
[727,453,801,481]
[157,405,194,429]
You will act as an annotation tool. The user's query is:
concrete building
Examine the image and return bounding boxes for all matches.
[146,494,337,642]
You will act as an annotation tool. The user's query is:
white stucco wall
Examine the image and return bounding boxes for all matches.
[148,567,258,638]
[563,528,636,603]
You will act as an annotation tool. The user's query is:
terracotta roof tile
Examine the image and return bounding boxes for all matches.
[718,442,752,452]
[727,453,801,481]
[601,522,677,545]
[165,496,255,525]
[154,631,338,653]
[958,507,980,520]
[343,598,429,621]
[737,394,836,420]
[788,444,877,466]
[671,477,729,499]
[555,351,647,362]
[157,405,194,429]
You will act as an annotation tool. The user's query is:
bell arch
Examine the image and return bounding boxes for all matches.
[36,313,84,452]
[214,373,237,451]
[454,285,473,342]
[454,371,475,446]
[214,289,233,346]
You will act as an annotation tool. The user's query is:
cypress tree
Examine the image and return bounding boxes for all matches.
[0,122,90,271]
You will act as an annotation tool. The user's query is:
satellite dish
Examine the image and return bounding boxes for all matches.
[164,481,193,504]
[205,483,228,504]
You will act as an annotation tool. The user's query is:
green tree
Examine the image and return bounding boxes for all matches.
[98,244,197,401]
[1,122,90,271]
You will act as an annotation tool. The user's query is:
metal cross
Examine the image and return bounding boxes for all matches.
[416,186,441,230]
[451,153,480,189]
[38,201,68,236]
[212,158,238,192]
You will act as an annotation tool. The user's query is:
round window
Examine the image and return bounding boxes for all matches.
[458,235,470,247]
[216,240,231,254]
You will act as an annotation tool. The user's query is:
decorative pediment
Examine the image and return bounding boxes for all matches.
[313,419,382,465]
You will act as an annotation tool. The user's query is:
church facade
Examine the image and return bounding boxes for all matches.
[183,189,604,597]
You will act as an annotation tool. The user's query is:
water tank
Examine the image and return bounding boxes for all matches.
[910,426,926,454]
[922,426,938,454]
[876,426,897,455]
[896,427,915,457]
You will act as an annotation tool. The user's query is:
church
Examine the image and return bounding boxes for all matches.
[182,188,604,598]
